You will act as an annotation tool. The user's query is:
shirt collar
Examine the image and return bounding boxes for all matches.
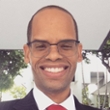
[33,85,76,110]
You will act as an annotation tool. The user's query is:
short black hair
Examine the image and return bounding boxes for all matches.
[27,5,78,42]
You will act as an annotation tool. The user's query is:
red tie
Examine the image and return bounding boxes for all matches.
[47,104,66,110]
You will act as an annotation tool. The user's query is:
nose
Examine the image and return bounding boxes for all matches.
[45,45,63,61]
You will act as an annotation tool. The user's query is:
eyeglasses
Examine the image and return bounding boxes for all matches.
[27,39,80,58]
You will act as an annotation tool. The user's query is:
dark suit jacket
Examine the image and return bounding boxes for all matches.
[0,90,101,110]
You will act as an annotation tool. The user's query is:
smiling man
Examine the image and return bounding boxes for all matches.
[0,5,101,110]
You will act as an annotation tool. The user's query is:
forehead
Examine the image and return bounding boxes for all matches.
[31,8,76,43]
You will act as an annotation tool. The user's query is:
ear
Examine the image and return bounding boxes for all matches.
[77,43,83,62]
[23,44,30,64]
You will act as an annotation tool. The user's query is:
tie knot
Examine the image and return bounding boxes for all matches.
[47,104,66,110]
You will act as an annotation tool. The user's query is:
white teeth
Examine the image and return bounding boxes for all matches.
[44,67,64,73]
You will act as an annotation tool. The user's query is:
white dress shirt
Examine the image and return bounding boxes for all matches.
[33,85,76,110]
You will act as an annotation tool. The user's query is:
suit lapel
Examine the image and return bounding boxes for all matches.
[74,96,84,110]
[13,89,39,110]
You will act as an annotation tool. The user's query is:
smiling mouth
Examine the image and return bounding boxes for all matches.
[40,66,68,73]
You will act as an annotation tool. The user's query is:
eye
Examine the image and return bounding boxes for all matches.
[34,43,47,50]
[36,45,46,49]
[61,44,73,50]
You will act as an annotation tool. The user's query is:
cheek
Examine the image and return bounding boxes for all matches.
[68,54,78,65]
[29,54,41,67]
[68,57,78,74]
[29,57,40,75]
[30,57,43,77]
[31,60,41,84]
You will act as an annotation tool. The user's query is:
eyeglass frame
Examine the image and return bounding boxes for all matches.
[27,39,80,58]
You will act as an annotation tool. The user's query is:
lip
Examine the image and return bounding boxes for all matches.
[40,65,69,78]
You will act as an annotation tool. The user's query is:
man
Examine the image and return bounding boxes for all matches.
[0,5,101,110]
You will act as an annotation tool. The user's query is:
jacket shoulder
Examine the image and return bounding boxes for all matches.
[82,104,101,110]
[0,99,20,110]
[74,96,101,110]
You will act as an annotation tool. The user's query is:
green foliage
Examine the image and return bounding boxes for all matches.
[103,39,110,49]
[0,50,27,92]
[9,85,26,99]
[82,86,91,105]
[96,95,109,108]
[0,73,14,91]
[82,50,94,64]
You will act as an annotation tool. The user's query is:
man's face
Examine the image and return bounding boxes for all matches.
[24,8,82,95]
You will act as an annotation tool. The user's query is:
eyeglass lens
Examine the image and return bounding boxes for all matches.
[29,40,78,58]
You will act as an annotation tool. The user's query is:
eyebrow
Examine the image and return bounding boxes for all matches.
[29,39,80,45]
[31,39,48,43]
[31,39,77,42]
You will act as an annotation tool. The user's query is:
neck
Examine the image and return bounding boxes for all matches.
[43,88,70,104]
